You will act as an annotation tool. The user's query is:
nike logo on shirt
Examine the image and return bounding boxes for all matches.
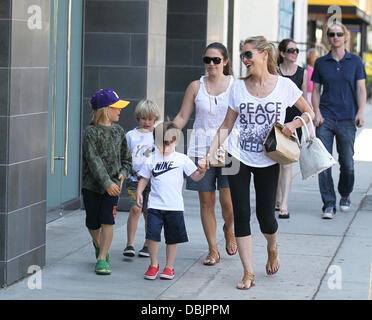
[152,161,178,177]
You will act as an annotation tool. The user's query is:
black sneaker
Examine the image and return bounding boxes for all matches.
[123,245,135,257]
[322,207,335,219]
[138,246,150,257]
[340,196,351,212]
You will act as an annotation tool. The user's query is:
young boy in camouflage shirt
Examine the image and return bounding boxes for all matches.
[82,89,132,275]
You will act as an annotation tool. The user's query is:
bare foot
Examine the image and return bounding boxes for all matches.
[266,247,280,275]
[237,271,255,290]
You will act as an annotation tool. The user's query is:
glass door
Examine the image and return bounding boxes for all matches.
[47,0,82,220]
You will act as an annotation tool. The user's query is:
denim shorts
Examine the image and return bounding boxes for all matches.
[186,157,229,192]
[82,188,119,230]
[125,179,150,214]
[146,209,189,244]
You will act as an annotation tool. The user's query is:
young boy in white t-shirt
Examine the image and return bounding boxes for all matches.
[123,100,160,258]
[136,121,206,280]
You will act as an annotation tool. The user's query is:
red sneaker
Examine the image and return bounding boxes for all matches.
[144,265,160,280]
[160,267,175,280]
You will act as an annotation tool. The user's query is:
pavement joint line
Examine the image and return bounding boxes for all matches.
[312,183,372,300]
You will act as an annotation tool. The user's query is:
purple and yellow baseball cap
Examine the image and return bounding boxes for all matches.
[90,89,130,110]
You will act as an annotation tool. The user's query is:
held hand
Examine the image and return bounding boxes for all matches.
[136,193,143,208]
[106,183,121,197]
[197,161,207,175]
[200,155,210,170]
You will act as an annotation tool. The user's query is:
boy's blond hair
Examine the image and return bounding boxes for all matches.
[90,107,109,125]
[153,121,180,148]
[135,99,161,122]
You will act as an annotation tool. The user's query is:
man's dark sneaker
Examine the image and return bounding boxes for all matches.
[340,196,351,212]
[123,245,135,257]
[322,207,335,219]
[138,246,150,257]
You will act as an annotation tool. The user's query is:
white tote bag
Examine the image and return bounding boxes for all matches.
[294,113,337,180]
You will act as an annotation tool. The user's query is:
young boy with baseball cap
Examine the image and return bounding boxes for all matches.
[82,89,132,275]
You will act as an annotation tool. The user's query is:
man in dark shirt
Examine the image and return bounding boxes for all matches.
[312,22,366,219]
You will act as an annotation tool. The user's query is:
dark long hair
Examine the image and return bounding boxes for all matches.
[204,42,233,76]
[277,38,296,65]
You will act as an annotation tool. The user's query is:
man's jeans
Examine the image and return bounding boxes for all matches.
[315,118,356,211]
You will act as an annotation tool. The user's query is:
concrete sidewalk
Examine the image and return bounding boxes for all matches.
[1,108,372,301]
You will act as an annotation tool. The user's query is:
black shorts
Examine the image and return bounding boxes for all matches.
[82,188,119,230]
[146,209,189,244]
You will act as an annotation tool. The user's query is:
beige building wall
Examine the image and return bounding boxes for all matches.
[293,0,308,66]
[206,0,309,75]
[147,0,168,120]
[207,0,229,45]
[232,0,280,77]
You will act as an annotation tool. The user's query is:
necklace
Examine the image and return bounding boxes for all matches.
[205,76,230,106]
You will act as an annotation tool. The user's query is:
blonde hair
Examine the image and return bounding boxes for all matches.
[326,22,349,44]
[243,36,278,75]
[90,107,109,125]
[135,99,161,122]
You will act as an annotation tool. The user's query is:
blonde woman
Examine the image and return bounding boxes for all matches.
[206,37,314,289]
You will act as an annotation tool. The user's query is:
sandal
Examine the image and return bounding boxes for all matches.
[203,249,220,266]
[278,209,290,219]
[223,224,237,256]
[266,247,280,275]
[237,271,255,290]
[275,201,281,211]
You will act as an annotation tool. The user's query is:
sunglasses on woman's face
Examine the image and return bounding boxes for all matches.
[285,48,299,54]
[240,51,253,62]
[203,56,222,64]
[328,32,344,38]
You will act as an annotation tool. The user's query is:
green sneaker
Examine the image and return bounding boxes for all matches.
[95,259,111,275]
[92,241,110,262]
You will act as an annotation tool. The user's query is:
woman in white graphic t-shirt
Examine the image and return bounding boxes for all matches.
[174,42,237,266]
[205,36,314,290]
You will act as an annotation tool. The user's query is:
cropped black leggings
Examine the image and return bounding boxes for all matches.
[227,160,279,237]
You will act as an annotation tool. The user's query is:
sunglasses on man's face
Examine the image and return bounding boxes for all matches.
[240,51,253,62]
[328,32,344,38]
[285,48,299,54]
[203,56,222,64]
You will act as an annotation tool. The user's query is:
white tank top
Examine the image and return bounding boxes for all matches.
[187,75,234,158]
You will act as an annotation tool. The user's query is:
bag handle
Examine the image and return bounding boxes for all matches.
[294,115,311,144]
[301,112,316,138]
